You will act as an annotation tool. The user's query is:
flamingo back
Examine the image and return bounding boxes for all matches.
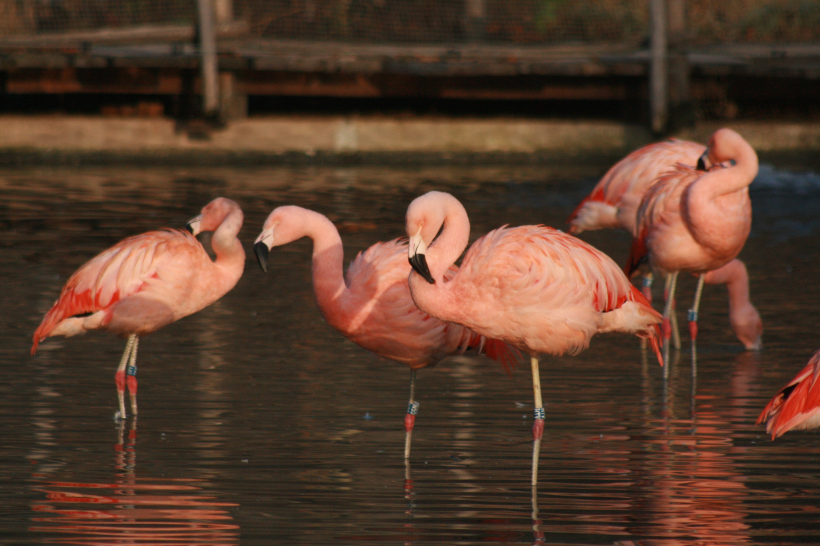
[451,225,661,359]
[32,229,198,354]
[758,350,820,439]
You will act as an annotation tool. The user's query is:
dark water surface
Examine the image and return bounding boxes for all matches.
[2,162,820,545]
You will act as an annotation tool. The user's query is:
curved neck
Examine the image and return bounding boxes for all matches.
[704,259,750,310]
[407,196,471,321]
[300,211,348,317]
[688,140,757,203]
[211,207,245,267]
[427,198,471,282]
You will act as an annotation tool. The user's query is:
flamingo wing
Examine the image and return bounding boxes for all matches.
[32,229,199,353]
[758,350,820,439]
[454,225,658,358]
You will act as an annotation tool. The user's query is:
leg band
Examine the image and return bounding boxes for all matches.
[407,401,420,415]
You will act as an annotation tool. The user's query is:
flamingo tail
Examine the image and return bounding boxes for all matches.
[31,288,97,355]
[629,284,663,366]
[468,334,521,375]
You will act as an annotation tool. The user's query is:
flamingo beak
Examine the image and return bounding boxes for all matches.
[254,228,274,273]
[186,214,203,236]
[408,229,435,284]
[696,150,709,171]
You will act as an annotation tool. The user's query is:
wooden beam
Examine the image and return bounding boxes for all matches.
[197,0,219,116]
[649,0,668,134]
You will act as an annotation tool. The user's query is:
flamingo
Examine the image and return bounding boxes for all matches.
[404,191,663,484]
[31,197,245,419]
[758,349,820,438]
[625,128,759,351]
[252,206,518,460]
[568,138,705,237]
[568,138,705,302]
[568,134,762,351]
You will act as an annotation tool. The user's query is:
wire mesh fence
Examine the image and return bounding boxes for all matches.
[0,0,816,45]
[0,0,196,37]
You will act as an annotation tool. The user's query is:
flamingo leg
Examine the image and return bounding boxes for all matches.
[530,356,544,486]
[404,369,419,460]
[662,273,680,349]
[641,271,654,303]
[114,334,137,419]
[688,274,706,345]
[127,336,139,417]
[670,299,681,350]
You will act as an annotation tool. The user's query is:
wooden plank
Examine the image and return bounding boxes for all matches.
[649,0,668,133]
[5,67,184,94]
[197,0,219,115]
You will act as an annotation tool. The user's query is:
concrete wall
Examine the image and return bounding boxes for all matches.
[1,115,818,164]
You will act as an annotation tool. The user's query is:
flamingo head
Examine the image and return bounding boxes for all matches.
[698,128,751,171]
[187,197,241,236]
[406,192,451,285]
[254,206,317,273]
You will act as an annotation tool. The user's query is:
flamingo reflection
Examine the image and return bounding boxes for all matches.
[30,420,239,545]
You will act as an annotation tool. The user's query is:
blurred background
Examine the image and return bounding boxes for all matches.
[0,0,817,141]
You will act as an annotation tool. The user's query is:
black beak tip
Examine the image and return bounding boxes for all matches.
[696,154,707,171]
[184,223,195,234]
[254,242,269,273]
[409,254,435,285]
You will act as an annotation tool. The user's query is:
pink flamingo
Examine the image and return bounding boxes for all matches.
[404,191,662,484]
[568,138,705,237]
[568,134,762,351]
[253,206,518,460]
[758,349,820,438]
[31,197,245,419]
[625,128,760,351]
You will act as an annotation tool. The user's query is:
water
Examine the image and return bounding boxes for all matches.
[2,161,820,545]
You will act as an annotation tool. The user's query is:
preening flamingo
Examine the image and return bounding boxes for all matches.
[568,138,705,236]
[626,128,759,351]
[404,191,662,484]
[253,206,518,460]
[568,133,762,351]
[758,349,820,438]
[32,197,245,419]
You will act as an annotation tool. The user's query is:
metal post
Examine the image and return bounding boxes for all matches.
[197,0,219,117]
[650,0,668,134]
